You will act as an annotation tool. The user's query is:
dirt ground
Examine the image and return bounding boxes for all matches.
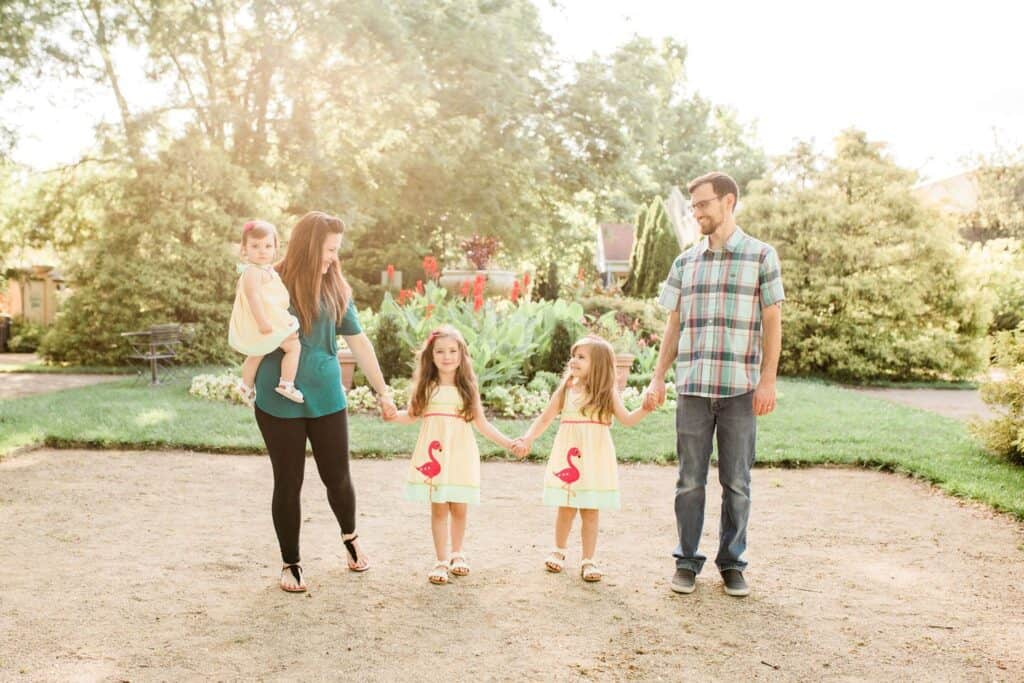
[1,449,1022,682]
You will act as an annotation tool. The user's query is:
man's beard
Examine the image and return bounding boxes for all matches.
[699,216,722,235]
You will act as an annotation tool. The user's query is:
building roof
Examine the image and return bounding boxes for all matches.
[912,171,979,214]
[598,222,634,261]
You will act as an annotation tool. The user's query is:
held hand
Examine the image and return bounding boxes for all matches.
[644,379,667,409]
[377,394,398,421]
[752,380,777,416]
[259,324,273,334]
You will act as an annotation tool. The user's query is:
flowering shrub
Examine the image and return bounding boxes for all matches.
[189,373,247,405]
[483,385,550,417]
[460,235,501,270]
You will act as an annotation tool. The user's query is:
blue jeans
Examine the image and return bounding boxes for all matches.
[673,391,756,574]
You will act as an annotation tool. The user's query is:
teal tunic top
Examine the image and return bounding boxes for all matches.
[254,300,363,419]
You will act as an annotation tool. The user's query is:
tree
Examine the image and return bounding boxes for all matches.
[741,129,990,382]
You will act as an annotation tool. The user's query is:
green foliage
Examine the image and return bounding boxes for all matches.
[8,316,45,352]
[965,239,1024,332]
[742,129,990,382]
[622,203,648,296]
[973,326,1024,465]
[538,320,577,375]
[373,313,414,383]
[623,196,678,297]
[577,295,666,339]
[534,260,561,301]
[378,282,585,387]
[38,139,267,365]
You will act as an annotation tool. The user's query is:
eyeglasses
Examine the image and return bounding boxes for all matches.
[687,195,723,214]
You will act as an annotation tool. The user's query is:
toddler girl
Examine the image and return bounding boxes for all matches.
[514,335,651,582]
[228,220,303,405]
[386,325,518,584]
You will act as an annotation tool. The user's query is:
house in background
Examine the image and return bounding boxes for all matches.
[912,171,978,216]
[594,187,701,288]
[4,266,66,325]
[594,222,635,288]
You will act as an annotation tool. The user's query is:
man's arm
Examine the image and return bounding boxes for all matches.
[644,310,680,409]
[752,303,781,416]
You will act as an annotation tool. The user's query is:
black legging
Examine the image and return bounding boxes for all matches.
[255,407,356,565]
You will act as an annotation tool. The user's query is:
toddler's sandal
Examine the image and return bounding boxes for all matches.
[449,552,470,577]
[545,548,567,573]
[428,561,450,585]
[580,558,603,582]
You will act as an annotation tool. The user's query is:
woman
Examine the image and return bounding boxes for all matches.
[253,210,397,593]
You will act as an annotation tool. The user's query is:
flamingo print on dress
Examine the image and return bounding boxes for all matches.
[553,447,582,504]
[416,440,443,501]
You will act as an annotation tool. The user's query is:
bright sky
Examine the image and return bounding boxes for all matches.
[4,0,1022,182]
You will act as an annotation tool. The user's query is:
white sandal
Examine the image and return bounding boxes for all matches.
[580,558,603,582]
[428,560,450,585]
[234,381,256,407]
[544,548,567,573]
[274,381,304,403]
[449,552,470,577]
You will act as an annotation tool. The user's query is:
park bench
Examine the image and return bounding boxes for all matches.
[121,323,186,385]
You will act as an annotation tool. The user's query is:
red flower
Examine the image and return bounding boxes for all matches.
[387,264,395,279]
[577,266,585,282]
[460,280,472,298]
[510,280,520,303]
[473,273,486,297]
[422,255,439,279]
[397,288,412,305]
[416,279,424,294]
[425,304,435,318]
[523,272,531,288]
[473,294,483,312]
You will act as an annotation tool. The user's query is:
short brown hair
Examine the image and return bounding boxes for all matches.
[687,172,739,207]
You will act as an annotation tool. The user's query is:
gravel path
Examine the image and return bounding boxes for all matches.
[1,449,1022,681]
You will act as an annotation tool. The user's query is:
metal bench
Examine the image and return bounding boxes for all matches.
[121,324,184,385]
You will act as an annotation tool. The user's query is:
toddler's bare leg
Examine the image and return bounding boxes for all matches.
[241,355,263,388]
[279,334,301,383]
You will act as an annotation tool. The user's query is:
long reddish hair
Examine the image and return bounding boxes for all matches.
[276,211,351,334]
[552,335,616,423]
[409,326,479,422]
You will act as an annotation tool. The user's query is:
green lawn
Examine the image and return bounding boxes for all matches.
[1,376,1022,518]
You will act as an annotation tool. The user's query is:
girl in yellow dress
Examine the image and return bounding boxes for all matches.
[386,325,518,585]
[228,221,303,405]
[514,335,652,582]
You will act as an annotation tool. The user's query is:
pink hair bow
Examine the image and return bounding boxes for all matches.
[243,221,256,232]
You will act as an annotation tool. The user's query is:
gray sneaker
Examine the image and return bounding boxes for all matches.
[721,569,749,597]
[670,568,696,594]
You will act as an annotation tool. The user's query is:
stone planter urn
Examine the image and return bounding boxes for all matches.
[338,349,357,390]
[613,353,635,391]
[438,269,517,297]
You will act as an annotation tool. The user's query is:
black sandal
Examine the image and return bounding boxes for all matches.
[342,533,370,572]
[280,563,306,593]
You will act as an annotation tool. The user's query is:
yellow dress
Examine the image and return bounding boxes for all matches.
[542,389,620,510]
[403,385,481,504]
[228,264,299,356]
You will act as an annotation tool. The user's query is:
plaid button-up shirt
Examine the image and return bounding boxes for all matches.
[657,227,785,398]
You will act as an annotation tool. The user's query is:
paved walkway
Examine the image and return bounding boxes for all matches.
[851,387,996,421]
[0,354,125,399]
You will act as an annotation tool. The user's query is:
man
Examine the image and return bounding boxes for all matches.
[644,171,784,597]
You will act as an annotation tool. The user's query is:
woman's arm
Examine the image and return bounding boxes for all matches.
[472,399,515,450]
[612,389,652,427]
[241,269,273,332]
[343,332,397,419]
